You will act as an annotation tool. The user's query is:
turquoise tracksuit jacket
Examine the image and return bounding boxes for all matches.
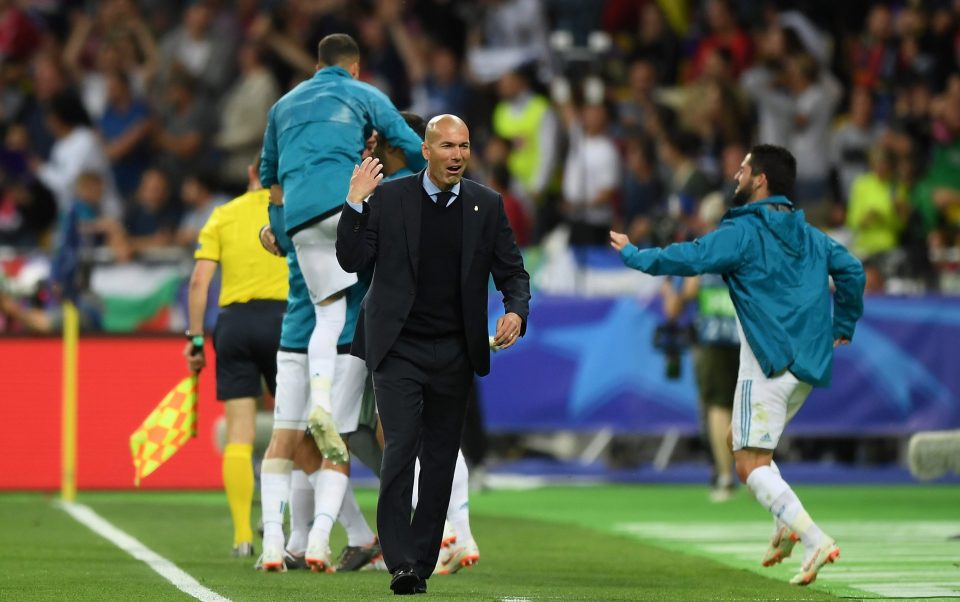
[619,196,865,387]
[259,66,425,235]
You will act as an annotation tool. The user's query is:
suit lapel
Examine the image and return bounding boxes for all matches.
[403,171,424,280]
[460,180,480,285]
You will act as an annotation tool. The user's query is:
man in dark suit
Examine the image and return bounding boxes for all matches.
[336,114,530,594]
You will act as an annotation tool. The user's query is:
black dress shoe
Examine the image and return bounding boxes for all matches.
[391,567,419,595]
[414,578,427,594]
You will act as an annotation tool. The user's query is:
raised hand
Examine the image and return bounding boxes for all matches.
[347,156,384,204]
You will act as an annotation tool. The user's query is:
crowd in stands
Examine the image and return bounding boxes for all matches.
[1,0,959,333]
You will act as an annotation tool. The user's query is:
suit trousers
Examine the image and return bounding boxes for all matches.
[373,332,473,579]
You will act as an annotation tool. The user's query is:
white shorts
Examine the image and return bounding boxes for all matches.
[273,350,310,430]
[332,353,367,434]
[731,370,812,451]
[292,214,357,304]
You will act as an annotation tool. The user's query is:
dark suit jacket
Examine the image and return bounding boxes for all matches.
[336,171,530,376]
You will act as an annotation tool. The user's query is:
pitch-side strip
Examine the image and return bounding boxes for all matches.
[615,520,960,599]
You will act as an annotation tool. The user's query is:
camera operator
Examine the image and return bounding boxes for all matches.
[659,194,739,502]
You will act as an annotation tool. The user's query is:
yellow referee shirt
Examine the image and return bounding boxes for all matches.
[194,189,288,307]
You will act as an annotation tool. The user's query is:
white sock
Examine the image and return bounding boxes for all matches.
[288,469,314,555]
[309,298,346,413]
[768,460,788,532]
[747,465,824,554]
[338,482,376,546]
[307,469,349,549]
[260,458,294,548]
[447,450,473,543]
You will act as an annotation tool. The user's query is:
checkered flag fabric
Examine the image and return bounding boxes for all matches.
[129,375,198,486]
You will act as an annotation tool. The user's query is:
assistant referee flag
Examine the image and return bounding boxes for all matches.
[130,376,198,486]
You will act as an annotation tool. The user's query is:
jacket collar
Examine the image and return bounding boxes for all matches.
[725,195,794,218]
[315,66,351,79]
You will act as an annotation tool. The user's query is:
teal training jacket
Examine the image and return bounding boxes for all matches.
[259,66,425,235]
[620,196,866,387]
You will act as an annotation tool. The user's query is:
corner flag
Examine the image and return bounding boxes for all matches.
[129,375,198,486]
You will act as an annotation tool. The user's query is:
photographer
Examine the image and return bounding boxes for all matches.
[659,194,739,502]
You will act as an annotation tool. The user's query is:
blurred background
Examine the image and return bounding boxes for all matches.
[1,0,958,492]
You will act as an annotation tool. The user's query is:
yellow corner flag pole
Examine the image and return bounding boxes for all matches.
[61,300,79,502]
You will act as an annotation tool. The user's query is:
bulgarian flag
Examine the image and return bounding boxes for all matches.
[129,376,198,486]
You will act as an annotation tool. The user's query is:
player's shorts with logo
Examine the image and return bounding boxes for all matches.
[731,369,812,451]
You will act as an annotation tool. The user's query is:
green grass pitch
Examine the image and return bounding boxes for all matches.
[3,484,959,600]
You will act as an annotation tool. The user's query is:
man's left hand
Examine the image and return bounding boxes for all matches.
[493,312,523,350]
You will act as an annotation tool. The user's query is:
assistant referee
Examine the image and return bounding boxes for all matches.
[184,159,288,557]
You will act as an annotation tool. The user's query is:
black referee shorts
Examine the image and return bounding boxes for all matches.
[213,299,285,401]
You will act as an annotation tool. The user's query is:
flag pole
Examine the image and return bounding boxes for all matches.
[61,300,79,502]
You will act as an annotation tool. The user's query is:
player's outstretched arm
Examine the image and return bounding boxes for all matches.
[612,223,745,277]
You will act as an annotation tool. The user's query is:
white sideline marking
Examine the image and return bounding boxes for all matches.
[59,502,232,602]
[615,520,960,599]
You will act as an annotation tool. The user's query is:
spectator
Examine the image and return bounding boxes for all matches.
[34,91,122,219]
[466,0,550,83]
[740,23,796,146]
[63,4,159,120]
[356,0,411,108]
[621,134,664,247]
[492,67,558,235]
[0,170,57,248]
[628,2,680,85]
[688,0,753,82]
[490,163,531,247]
[99,69,154,202]
[559,102,621,246]
[0,0,41,64]
[158,0,235,99]
[408,43,470,120]
[832,87,881,205]
[175,170,226,249]
[124,168,178,256]
[846,146,906,260]
[659,129,713,242]
[618,59,663,133]
[18,52,71,159]
[848,3,897,118]
[784,52,841,209]
[64,171,130,261]
[152,72,215,190]
[213,44,278,193]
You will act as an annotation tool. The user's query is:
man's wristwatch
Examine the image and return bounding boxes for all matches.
[185,332,204,349]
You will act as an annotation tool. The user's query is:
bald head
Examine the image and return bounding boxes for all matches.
[425,114,469,143]
[422,114,471,190]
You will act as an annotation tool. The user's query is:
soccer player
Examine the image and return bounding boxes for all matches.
[257,33,424,572]
[184,160,287,557]
[611,144,865,586]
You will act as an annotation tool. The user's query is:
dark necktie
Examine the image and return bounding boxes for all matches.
[435,190,453,208]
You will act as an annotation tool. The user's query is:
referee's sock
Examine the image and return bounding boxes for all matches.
[223,443,254,546]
